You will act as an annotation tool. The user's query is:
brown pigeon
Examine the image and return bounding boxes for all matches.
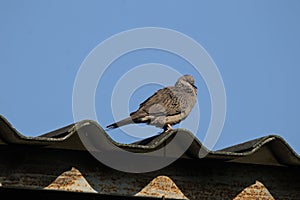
[106,74,197,132]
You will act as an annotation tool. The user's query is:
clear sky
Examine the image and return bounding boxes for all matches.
[1,1,300,154]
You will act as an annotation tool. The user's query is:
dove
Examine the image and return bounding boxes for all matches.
[106,74,197,132]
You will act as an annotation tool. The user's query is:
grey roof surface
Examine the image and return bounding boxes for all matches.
[1,114,299,167]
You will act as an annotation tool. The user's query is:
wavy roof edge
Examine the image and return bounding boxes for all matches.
[0,115,299,167]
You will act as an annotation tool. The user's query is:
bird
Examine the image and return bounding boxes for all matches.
[106,74,197,132]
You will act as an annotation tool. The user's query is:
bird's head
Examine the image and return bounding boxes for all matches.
[176,74,197,90]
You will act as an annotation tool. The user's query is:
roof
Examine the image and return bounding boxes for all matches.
[0,114,299,167]
[1,114,300,199]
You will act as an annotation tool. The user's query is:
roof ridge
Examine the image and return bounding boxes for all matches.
[0,114,299,167]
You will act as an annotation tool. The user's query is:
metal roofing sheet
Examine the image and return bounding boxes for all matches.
[0,114,299,167]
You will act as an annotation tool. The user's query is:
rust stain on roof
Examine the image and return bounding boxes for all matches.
[135,175,188,199]
[45,167,97,193]
[233,180,275,200]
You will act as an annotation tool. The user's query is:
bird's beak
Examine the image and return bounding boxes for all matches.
[192,84,197,89]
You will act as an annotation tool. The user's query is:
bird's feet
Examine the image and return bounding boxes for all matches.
[164,124,173,133]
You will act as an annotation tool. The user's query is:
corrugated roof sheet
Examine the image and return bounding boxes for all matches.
[0,114,300,199]
[0,114,299,167]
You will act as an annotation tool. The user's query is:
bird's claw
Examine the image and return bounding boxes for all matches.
[165,124,173,133]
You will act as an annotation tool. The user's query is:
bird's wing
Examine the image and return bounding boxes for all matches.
[132,87,188,117]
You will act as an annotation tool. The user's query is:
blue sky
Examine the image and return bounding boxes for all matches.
[1,1,300,154]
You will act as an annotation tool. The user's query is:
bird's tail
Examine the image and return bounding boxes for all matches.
[106,117,133,130]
